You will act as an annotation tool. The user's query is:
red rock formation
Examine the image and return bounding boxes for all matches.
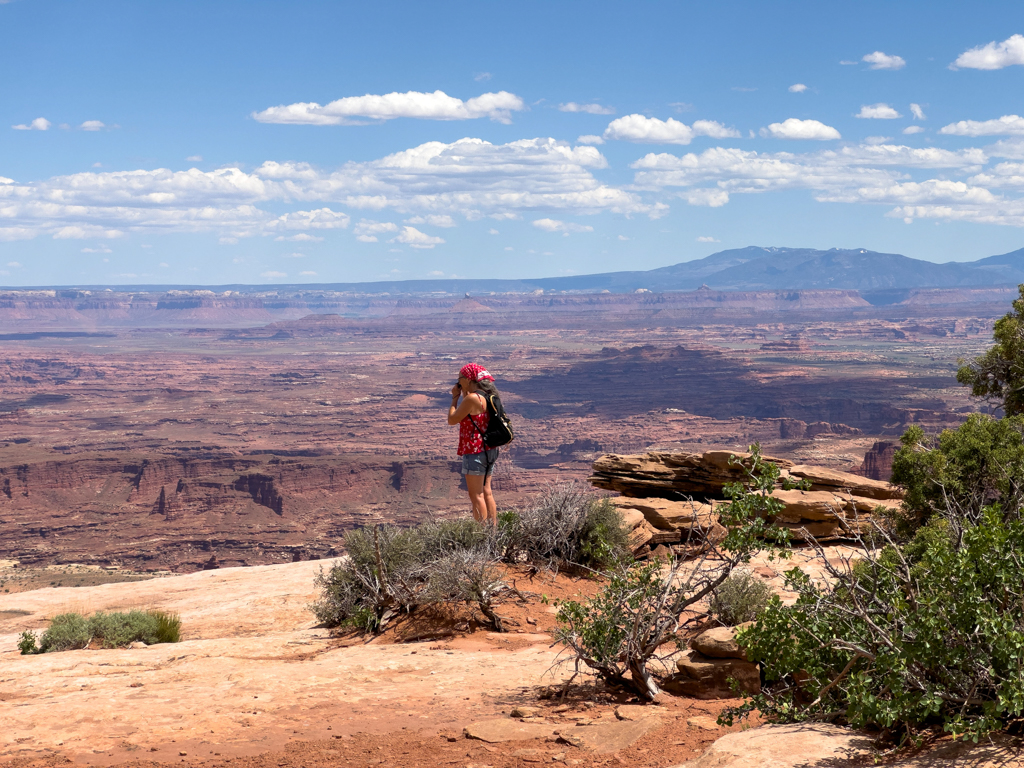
[856,441,897,481]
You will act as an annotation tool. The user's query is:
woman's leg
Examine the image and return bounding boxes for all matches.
[483,473,497,526]
[465,473,487,522]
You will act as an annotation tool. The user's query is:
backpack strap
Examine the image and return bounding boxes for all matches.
[465,394,497,471]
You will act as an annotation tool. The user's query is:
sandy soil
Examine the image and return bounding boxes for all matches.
[0,559,753,768]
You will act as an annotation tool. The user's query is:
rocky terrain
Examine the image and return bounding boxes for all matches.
[0,285,999,572]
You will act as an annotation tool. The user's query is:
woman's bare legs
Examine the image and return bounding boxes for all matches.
[483,474,497,526]
[466,473,488,523]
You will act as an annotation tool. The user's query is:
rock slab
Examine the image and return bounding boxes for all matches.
[691,623,751,661]
[665,649,760,699]
[671,723,874,768]
[464,719,555,743]
[558,718,660,754]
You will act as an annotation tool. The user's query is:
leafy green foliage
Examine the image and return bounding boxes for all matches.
[579,498,631,570]
[957,284,1024,416]
[554,445,792,700]
[730,506,1024,742]
[18,609,183,654]
[891,415,1024,533]
[708,571,772,627]
[18,630,38,655]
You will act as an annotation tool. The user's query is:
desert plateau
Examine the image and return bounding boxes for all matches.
[0,284,999,572]
[0,278,1017,768]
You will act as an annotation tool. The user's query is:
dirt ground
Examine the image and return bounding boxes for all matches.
[0,559,752,768]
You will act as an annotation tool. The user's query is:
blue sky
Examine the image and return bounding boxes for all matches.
[3,0,1024,286]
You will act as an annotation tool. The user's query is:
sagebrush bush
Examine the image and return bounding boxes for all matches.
[707,571,772,626]
[38,612,90,652]
[310,519,496,633]
[19,609,182,654]
[500,483,630,570]
[311,484,629,635]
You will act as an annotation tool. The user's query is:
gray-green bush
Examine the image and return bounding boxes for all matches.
[19,609,182,654]
[498,483,630,571]
[311,484,630,635]
[707,571,772,626]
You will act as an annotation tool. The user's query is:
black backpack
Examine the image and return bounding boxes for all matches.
[471,392,514,449]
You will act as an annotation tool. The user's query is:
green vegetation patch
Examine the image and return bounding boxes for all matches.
[18,609,181,654]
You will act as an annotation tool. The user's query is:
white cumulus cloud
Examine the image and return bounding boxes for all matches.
[559,102,615,115]
[952,34,1024,70]
[857,103,902,119]
[576,134,605,145]
[79,121,105,131]
[903,125,925,135]
[760,118,841,140]
[405,214,456,227]
[683,189,730,207]
[696,236,720,242]
[603,114,740,145]
[941,115,1024,137]
[532,218,594,233]
[252,90,525,125]
[354,219,398,243]
[13,117,50,131]
[788,83,808,93]
[390,226,444,248]
[863,51,906,70]
[910,103,926,120]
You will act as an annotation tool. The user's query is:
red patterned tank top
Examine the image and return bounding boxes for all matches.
[458,411,490,455]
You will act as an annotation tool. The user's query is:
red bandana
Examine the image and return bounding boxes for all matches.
[459,363,494,382]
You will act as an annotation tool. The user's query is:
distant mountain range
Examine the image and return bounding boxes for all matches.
[17,245,1024,296]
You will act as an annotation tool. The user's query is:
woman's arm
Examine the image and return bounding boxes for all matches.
[448,388,483,425]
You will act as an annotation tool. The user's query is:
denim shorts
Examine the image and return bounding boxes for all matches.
[461,448,499,476]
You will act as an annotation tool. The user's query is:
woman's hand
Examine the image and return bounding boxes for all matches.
[450,382,462,398]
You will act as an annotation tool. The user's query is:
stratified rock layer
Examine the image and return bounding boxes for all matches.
[592,449,903,545]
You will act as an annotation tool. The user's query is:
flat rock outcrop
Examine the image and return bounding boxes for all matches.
[665,649,761,699]
[670,723,875,768]
[593,449,904,547]
[691,623,751,661]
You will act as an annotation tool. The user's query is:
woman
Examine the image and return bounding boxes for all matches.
[448,363,499,526]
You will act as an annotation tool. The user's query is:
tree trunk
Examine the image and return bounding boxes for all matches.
[628,657,661,700]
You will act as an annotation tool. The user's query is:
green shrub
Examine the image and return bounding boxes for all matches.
[579,498,631,570]
[18,630,38,655]
[500,483,630,571]
[731,505,1024,742]
[891,416,1024,536]
[418,518,487,560]
[18,609,182,654]
[150,610,182,643]
[311,519,502,633]
[38,612,90,652]
[555,446,792,700]
[707,571,772,626]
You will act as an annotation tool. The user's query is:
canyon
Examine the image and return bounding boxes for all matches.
[0,283,1004,572]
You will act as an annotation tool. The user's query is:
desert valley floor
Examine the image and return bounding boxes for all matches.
[0,285,1005,573]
